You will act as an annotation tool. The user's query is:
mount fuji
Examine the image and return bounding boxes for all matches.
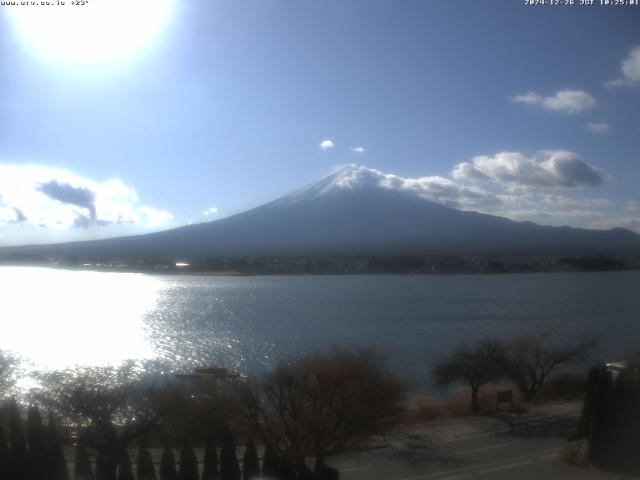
[2,165,639,260]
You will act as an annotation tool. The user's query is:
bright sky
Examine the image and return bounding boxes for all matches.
[1,0,639,245]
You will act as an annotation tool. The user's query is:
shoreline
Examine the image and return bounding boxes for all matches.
[1,263,638,277]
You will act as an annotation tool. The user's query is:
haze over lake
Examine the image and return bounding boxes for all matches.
[3,267,639,394]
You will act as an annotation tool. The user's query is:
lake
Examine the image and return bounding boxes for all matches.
[1,267,639,395]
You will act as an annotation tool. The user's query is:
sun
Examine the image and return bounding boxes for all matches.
[6,0,175,63]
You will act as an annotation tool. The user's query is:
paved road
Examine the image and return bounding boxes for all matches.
[329,402,595,480]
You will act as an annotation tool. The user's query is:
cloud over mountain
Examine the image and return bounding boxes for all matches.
[275,164,633,244]
[308,165,499,211]
[312,162,613,231]
[2,163,635,260]
[0,154,621,248]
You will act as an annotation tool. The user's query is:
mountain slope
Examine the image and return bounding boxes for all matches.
[2,165,639,260]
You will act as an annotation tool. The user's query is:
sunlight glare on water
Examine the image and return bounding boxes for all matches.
[2,268,640,395]
[0,267,161,370]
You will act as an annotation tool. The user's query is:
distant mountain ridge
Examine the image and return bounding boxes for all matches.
[1,165,639,260]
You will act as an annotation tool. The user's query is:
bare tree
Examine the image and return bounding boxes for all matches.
[433,339,507,414]
[160,378,239,445]
[504,331,595,401]
[241,349,406,476]
[32,360,179,479]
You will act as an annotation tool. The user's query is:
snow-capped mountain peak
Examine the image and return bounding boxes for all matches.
[274,164,404,206]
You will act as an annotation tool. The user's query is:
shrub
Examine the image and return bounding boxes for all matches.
[117,452,134,480]
[178,443,198,480]
[74,444,94,480]
[202,432,219,480]
[0,426,10,479]
[9,399,29,480]
[220,425,240,480]
[536,373,588,403]
[242,437,259,480]
[159,448,179,480]
[47,414,70,480]
[261,446,279,479]
[137,441,157,480]
[27,405,47,480]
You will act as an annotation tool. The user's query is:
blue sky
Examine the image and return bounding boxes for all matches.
[1,0,639,245]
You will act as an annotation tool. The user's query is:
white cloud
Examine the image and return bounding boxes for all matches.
[513,89,596,114]
[451,151,605,189]
[0,164,173,245]
[350,146,365,154]
[203,207,219,216]
[606,46,640,89]
[328,165,503,211]
[586,122,610,134]
[381,174,502,210]
[320,139,335,150]
[325,164,617,230]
